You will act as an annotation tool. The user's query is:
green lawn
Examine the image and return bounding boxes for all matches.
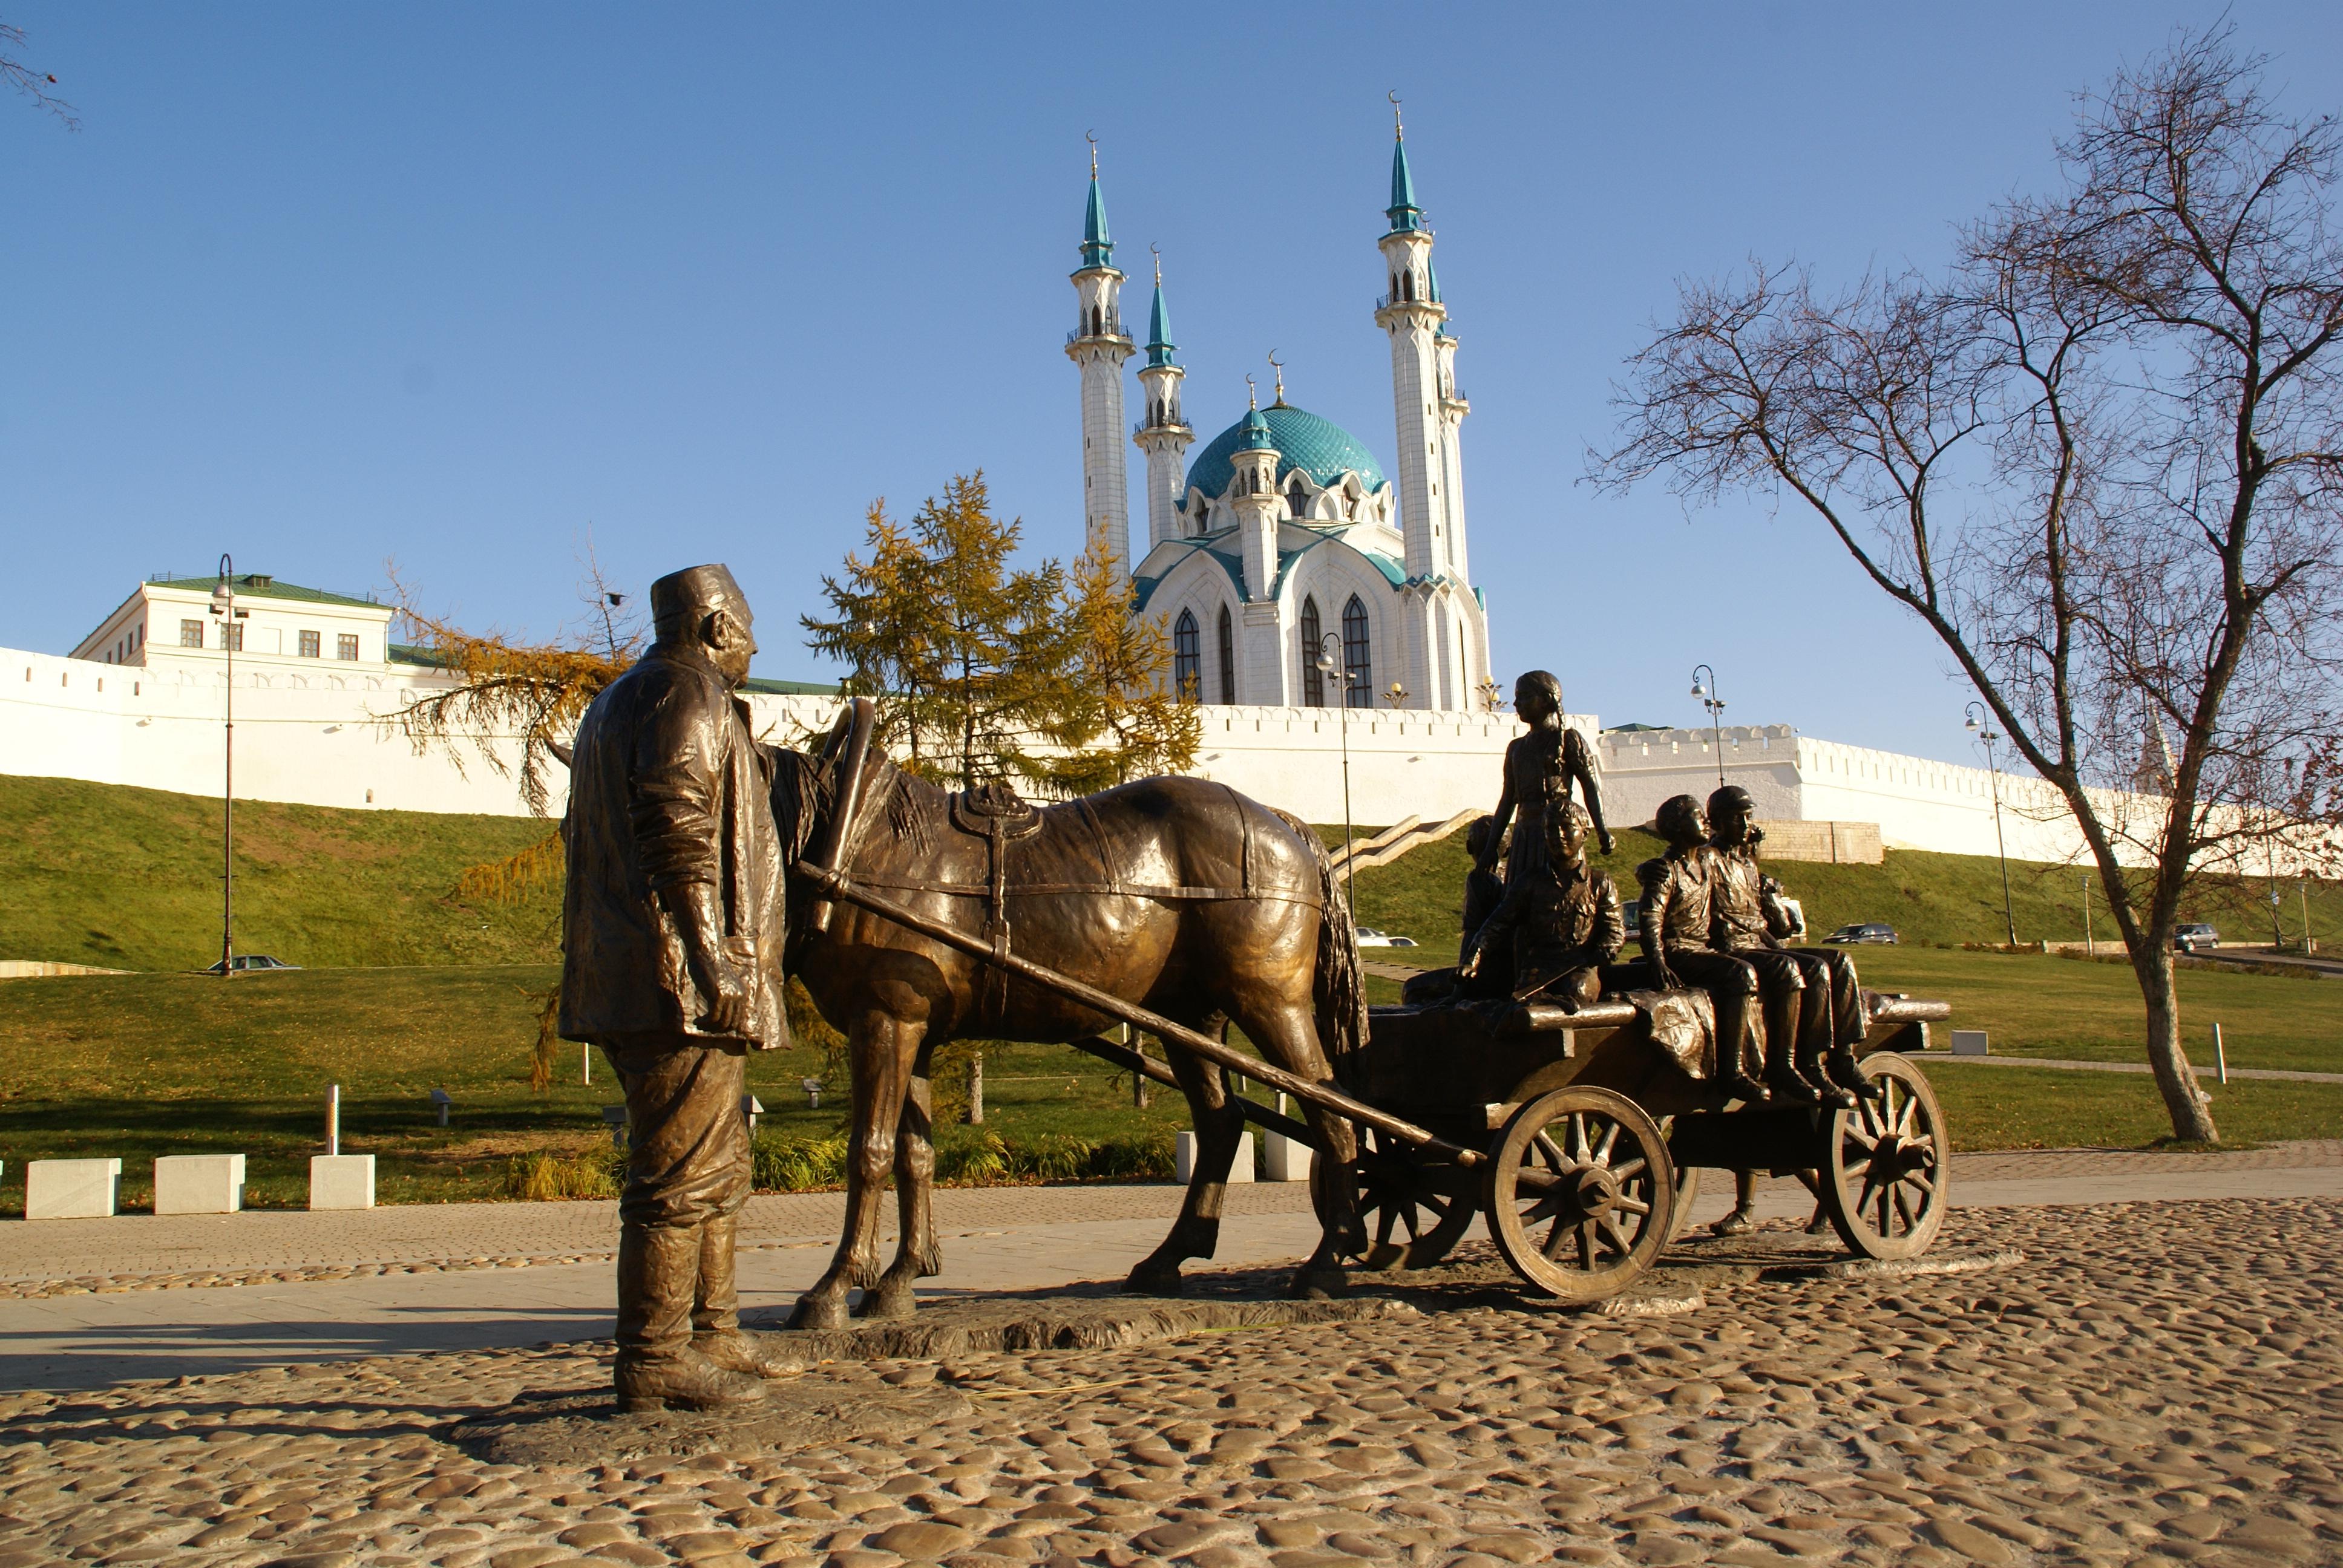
[0,774,563,972]
[0,966,1202,1213]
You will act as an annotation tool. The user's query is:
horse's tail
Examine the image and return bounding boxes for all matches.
[1274,808,1368,1069]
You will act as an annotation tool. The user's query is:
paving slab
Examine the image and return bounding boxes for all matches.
[0,1142,2338,1393]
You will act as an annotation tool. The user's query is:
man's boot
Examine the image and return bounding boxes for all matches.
[1824,1043,1884,1100]
[1712,992,1768,1104]
[614,1223,768,1413]
[692,1214,799,1378]
[1791,989,1856,1110]
[1761,991,1823,1107]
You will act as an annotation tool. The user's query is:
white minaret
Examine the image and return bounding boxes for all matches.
[1374,116,1449,582]
[1433,318,1470,584]
[1132,249,1194,552]
[1067,141,1135,580]
[1229,382,1282,603]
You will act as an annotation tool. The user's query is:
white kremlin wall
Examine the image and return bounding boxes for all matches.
[13,639,2270,876]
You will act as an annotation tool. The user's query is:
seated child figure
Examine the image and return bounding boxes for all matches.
[1636,794,1770,1103]
[1459,802,1622,1012]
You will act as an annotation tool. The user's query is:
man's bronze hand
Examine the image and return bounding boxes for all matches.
[695,954,752,1036]
[1651,957,1680,992]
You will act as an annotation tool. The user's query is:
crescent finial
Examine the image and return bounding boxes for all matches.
[1247,373,1258,410]
[1388,91,1403,139]
[1150,241,1162,284]
[1086,129,1098,174]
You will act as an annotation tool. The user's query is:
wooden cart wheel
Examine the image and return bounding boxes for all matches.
[1483,1086,1676,1302]
[1348,1126,1477,1270]
[1820,1053,1950,1260]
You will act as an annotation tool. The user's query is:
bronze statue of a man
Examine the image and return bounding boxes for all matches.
[1636,795,1769,1103]
[1705,786,1879,1105]
[559,563,796,1412]
[1479,672,1614,906]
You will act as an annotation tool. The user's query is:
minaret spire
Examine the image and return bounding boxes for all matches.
[1133,244,1194,552]
[1386,93,1423,234]
[1068,134,1133,580]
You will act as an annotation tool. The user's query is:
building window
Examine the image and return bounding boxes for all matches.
[337,633,359,661]
[180,619,205,648]
[220,621,243,652]
[1286,478,1309,520]
[1299,596,1325,708]
[299,630,321,658]
[1342,595,1371,707]
[1172,610,1200,702]
[1216,606,1234,705]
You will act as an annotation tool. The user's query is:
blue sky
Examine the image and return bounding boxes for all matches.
[7,3,2338,766]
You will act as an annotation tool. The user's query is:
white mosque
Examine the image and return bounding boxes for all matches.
[1067,124,1490,715]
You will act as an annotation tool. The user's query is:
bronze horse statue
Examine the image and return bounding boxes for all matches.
[772,699,1367,1327]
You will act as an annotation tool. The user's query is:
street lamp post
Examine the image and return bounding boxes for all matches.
[1314,635,1355,890]
[1689,664,1727,792]
[208,555,249,976]
[2081,874,2094,956]
[1965,702,2017,947]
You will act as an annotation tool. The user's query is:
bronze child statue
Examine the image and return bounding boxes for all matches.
[1460,803,1622,1012]
[1705,785,1879,1106]
[1635,794,1769,1103]
[1479,671,1614,907]
[559,563,798,1413]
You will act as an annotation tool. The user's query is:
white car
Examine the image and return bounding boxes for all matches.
[1355,927,1419,949]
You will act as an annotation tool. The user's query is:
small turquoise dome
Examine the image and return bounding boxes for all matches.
[1236,407,1274,450]
[1185,403,1388,502]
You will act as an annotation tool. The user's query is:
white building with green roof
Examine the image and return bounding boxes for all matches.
[1073,122,1490,714]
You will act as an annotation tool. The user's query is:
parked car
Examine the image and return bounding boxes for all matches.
[1355,928,1419,949]
[1823,923,1899,946]
[203,954,301,974]
[2174,923,2221,953]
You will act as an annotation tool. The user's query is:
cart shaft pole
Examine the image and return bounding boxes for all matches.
[803,866,1482,1167]
[1064,1032,1316,1145]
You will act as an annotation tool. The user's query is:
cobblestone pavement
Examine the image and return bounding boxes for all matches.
[0,1196,2335,1568]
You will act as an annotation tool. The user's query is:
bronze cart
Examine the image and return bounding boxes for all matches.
[797,863,1953,1306]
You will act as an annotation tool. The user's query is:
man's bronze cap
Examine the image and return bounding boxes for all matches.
[650,564,747,634]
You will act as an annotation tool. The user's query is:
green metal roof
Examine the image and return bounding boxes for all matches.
[1185,403,1388,501]
[1386,135,1424,233]
[146,573,382,609]
[1077,172,1113,272]
[1144,278,1176,368]
[741,676,850,696]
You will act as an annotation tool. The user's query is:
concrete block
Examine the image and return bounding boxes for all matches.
[1262,1130,1314,1183]
[1950,1030,1990,1057]
[154,1154,246,1215]
[27,1158,122,1220]
[1175,1130,1254,1185]
[308,1154,376,1210]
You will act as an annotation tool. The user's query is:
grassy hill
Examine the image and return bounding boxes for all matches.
[0,774,563,971]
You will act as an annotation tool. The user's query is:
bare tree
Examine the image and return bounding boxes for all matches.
[1593,28,2343,1142]
[2,21,78,129]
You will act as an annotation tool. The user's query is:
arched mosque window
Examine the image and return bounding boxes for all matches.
[1342,595,1371,708]
[1216,606,1235,705]
[1173,610,1200,703]
[1299,596,1325,708]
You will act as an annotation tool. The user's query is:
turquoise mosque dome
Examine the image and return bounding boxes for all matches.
[1184,403,1388,504]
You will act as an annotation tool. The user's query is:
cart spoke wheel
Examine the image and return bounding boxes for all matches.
[1483,1085,1676,1304]
[1348,1126,1477,1270]
[1820,1053,1949,1261]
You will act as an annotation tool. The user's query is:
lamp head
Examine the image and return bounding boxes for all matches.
[1689,678,1705,698]
[1315,642,1339,675]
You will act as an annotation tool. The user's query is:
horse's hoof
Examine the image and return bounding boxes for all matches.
[1123,1264,1185,1296]
[785,1293,848,1331]
[852,1284,916,1321]
[1288,1266,1348,1301]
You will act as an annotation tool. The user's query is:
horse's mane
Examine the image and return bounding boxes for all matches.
[773,744,940,865]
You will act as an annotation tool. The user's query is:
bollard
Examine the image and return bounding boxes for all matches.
[741,1094,763,1137]
[327,1083,341,1157]
[430,1088,453,1128]
[801,1076,822,1110]
[2214,1022,2229,1086]
[601,1105,629,1151]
